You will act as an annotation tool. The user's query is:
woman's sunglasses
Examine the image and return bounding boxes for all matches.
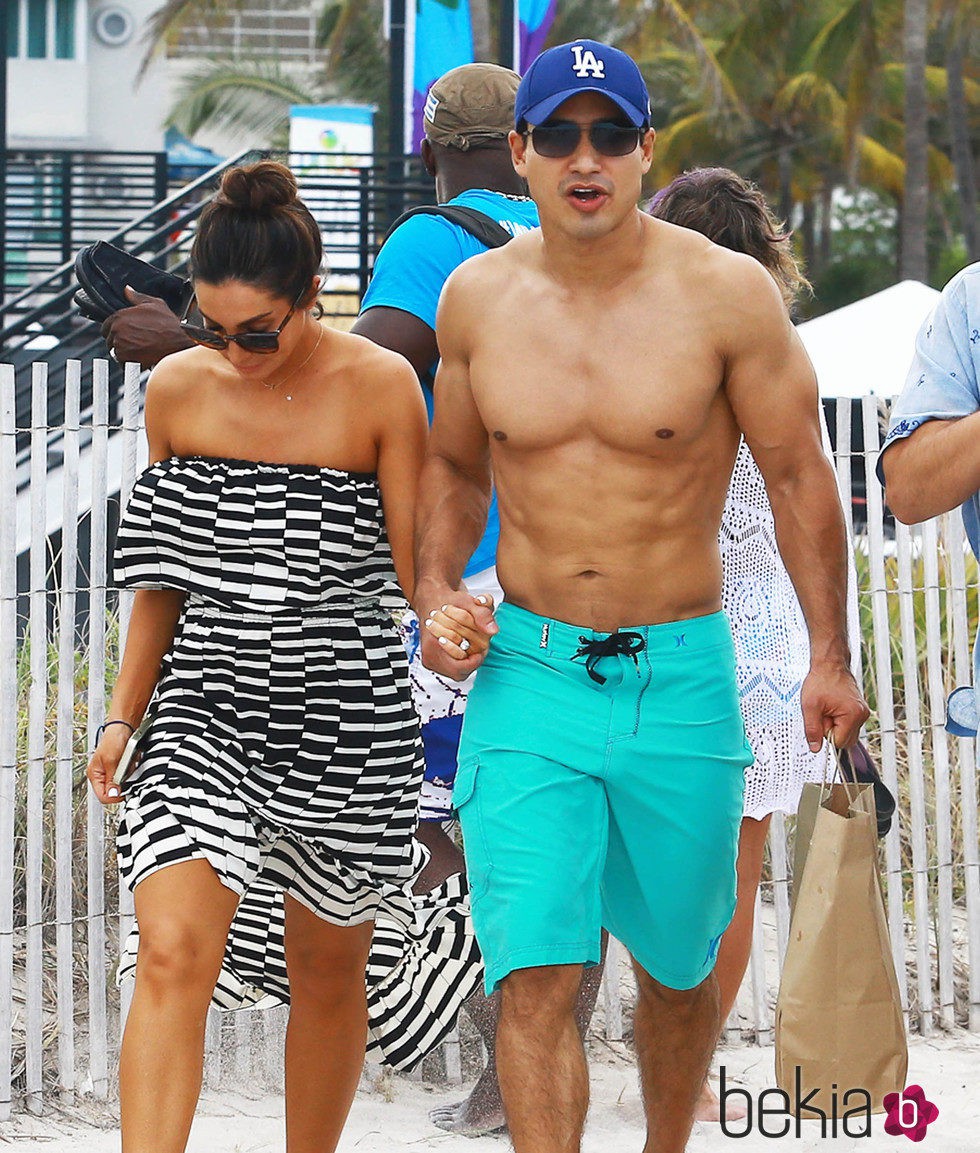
[179,285,307,353]
[524,120,645,160]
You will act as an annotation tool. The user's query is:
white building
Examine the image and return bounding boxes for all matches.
[7,0,325,154]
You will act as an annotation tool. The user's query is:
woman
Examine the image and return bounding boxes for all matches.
[86,161,428,1153]
[648,168,861,1121]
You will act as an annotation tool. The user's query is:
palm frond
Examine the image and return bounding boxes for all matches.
[878,62,980,108]
[857,135,904,199]
[772,72,846,125]
[166,60,317,143]
[803,0,875,78]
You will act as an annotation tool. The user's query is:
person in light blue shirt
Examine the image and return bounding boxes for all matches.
[879,262,980,723]
[361,185,538,577]
[354,65,539,839]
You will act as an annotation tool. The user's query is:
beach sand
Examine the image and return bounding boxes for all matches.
[5,1030,975,1151]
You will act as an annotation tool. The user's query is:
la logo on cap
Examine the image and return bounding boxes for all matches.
[571,44,605,78]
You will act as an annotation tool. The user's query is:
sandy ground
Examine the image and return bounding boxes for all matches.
[3,1031,974,1152]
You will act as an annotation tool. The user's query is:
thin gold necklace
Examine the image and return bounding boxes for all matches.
[264,323,324,400]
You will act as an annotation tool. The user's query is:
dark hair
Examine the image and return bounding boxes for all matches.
[647,168,810,308]
[191,161,323,302]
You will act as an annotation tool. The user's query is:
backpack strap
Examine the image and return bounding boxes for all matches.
[382,204,514,250]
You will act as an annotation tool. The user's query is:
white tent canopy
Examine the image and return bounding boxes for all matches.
[797,279,941,398]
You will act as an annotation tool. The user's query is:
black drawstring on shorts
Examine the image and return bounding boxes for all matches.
[571,631,646,684]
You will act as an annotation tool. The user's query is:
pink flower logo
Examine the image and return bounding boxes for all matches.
[884,1086,939,1141]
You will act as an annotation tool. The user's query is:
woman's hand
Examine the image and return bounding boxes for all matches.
[423,595,497,663]
[87,725,131,805]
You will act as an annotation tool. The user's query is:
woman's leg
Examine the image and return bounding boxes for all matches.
[696,813,772,1122]
[120,859,240,1153]
[283,897,374,1153]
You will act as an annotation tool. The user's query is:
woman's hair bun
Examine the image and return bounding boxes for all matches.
[216,160,298,214]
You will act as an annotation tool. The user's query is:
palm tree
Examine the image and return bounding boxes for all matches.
[901,0,929,279]
[140,0,387,146]
[940,0,978,260]
[145,0,497,148]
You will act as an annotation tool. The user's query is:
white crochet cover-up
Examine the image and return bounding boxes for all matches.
[721,434,860,820]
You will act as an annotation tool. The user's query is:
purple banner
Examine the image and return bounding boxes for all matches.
[519,0,557,70]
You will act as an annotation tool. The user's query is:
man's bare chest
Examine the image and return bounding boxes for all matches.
[470,317,726,455]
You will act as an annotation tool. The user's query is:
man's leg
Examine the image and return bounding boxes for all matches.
[431,932,609,1136]
[696,813,772,1121]
[633,962,720,1153]
[496,964,589,1153]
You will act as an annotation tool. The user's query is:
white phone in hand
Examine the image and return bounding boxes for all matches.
[111,714,154,788]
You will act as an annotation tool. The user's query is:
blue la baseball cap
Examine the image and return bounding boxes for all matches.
[515,39,651,130]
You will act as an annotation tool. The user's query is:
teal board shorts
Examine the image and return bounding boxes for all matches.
[456,602,752,995]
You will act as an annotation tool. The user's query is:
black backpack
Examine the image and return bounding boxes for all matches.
[381,204,514,251]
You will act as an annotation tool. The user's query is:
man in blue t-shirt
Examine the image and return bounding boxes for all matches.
[351,63,539,1138]
[354,66,538,840]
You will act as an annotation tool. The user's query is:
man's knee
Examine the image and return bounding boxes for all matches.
[633,964,717,1011]
[499,964,583,1025]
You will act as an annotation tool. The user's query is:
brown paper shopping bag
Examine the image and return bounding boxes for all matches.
[775,752,907,1114]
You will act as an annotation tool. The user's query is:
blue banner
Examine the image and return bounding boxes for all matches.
[519,0,556,70]
[412,0,474,152]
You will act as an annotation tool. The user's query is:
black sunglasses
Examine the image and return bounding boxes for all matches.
[524,120,645,159]
[179,284,307,353]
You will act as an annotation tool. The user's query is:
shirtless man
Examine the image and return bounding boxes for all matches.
[414,40,869,1153]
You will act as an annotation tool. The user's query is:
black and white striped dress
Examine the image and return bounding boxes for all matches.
[113,456,481,1067]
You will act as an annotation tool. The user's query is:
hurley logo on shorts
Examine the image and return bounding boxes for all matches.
[570,44,605,78]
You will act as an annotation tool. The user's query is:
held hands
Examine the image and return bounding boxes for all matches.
[801,663,870,752]
[101,287,193,369]
[86,725,129,805]
[416,583,499,681]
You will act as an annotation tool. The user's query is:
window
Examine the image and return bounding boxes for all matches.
[6,3,18,57]
[172,2,324,63]
[55,0,74,58]
[7,0,80,60]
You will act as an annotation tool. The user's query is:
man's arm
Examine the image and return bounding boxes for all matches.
[353,213,465,378]
[882,415,980,524]
[723,257,868,748]
[351,306,438,379]
[413,269,498,679]
[879,272,980,524]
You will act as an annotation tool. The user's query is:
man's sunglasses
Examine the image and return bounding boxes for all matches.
[179,284,307,353]
[524,120,645,159]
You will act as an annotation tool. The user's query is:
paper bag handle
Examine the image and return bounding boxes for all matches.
[820,736,861,806]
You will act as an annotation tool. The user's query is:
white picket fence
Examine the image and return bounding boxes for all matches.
[0,360,979,1120]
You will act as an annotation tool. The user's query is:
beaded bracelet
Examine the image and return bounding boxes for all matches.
[96,719,135,742]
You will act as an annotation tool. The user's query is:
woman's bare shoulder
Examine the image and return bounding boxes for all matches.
[145,345,228,398]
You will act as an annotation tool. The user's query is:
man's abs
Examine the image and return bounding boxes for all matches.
[491,442,736,632]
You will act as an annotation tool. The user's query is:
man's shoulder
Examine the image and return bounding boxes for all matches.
[940,261,980,312]
[650,219,777,309]
[450,189,540,230]
[443,232,531,294]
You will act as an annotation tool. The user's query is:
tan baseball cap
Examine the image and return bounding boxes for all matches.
[423,63,520,150]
